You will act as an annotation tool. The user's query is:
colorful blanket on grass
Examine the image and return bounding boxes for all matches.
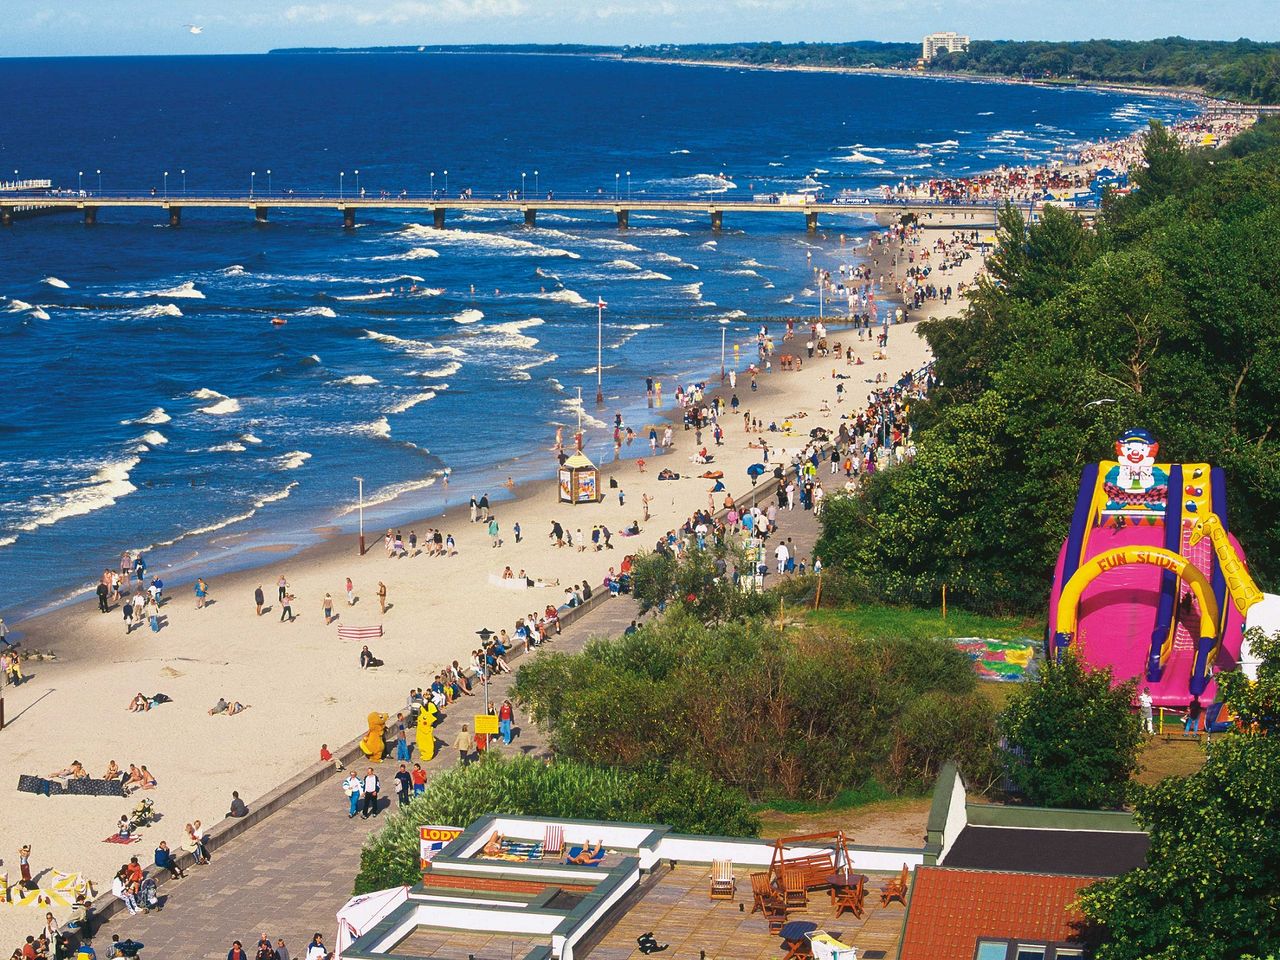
[951,637,1038,682]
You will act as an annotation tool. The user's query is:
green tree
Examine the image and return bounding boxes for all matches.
[998,654,1142,808]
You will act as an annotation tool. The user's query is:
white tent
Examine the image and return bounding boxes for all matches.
[335,886,410,959]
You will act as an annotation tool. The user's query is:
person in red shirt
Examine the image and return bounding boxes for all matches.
[228,940,248,960]
[410,763,427,796]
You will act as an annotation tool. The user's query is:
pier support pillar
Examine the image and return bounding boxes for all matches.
[83,206,97,226]
[168,207,182,228]
[254,206,269,223]
[710,210,723,232]
[615,208,629,230]
[343,207,356,230]
[0,207,12,228]
[432,207,446,229]
[806,211,818,233]
[523,207,536,227]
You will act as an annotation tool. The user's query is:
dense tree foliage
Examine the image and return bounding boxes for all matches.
[514,605,999,802]
[998,654,1142,808]
[1078,634,1280,959]
[819,121,1280,612]
[353,755,758,893]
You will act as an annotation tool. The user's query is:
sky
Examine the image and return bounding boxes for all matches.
[4,0,1279,57]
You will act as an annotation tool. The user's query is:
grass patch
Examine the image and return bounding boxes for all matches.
[807,603,1041,643]
[1134,734,1208,786]
[755,779,898,815]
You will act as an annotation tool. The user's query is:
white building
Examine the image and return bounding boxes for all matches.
[922,31,970,62]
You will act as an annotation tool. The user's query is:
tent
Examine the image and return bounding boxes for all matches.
[335,886,411,959]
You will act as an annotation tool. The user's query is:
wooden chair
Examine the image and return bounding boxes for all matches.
[709,859,735,901]
[750,872,788,932]
[782,866,808,908]
[830,876,865,919]
[879,864,910,907]
[781,932,815,960]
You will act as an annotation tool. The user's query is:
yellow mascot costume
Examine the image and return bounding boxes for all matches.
[417,702,440,761]
[360,711,388,762]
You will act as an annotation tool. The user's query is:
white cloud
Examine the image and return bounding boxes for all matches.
[283,0,526,25]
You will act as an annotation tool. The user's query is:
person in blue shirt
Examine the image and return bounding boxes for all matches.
[154,840,184,880]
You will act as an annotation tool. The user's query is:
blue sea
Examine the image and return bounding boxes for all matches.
[0,54,1195,615]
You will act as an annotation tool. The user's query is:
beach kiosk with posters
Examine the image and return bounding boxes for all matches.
[559,452,600,505]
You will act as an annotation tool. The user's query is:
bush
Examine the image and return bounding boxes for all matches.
[632,541,774,624]
[353,754,759,894]
[998,653,1142,809]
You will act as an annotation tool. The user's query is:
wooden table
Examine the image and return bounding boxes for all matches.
[826,872,868,919]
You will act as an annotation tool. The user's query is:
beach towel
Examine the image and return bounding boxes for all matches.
[564,845,607,866]
[103,834,142,844]
[499,839,544,860]
[337,625,383,642]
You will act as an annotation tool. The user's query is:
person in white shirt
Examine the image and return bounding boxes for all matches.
[361,769,380,819]
[343,773,362,819]
[1138,688,1155,734]
[775,543,789,575]
[305,933,330,960]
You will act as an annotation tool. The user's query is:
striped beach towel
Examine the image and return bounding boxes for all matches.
[337,625,383,642]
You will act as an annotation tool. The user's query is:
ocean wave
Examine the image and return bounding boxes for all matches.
[189,387,226,400]
[630,227,687,237]
[0,536,16,548]
[152,482,300,547]
[742,259,765,268]
[334,291,393,301]
[412,287,445,297]
[651,173,736,194]
[114,280,205,300]
[713,309,747,320]
[468,317,545,351]
[451,308,483,324]
[400,225,581,259]
[30,308,51,320]
[559,395,607,429]
[123,407,171,425]
[240,433,263,444]
[414,361,462,378]
[651,252,698,269]
[338,474,439,515]
[617,323,662,331]
[275,450,311,470]
[977,111,994,116]
[17,456,140,531]
[209,441,247,453]
[200,397,242,415]
[591,237,643,252]
[836,151,885,164]
[670,148,690,154]
[371,246,440,261]
[528,288,591,307]
[222,264,247,276]
[42,276,70,289]
[385,391,437,414]
[364,329,465,359]
[137,430,168,447]
[679,282,704,300]
[358,416,392,439]
[726,269,762,278]
[582,363,618,375]
[607,259,641,271]
[700,240,718,250]
[133,304,183,318]
[6,300,33,312]
[295,306,338,318]
[332,374,380,386]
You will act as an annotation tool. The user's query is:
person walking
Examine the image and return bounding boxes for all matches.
[277,575,288,603]
[345,577,354,606]
[343,771,363,819]
[322,593,334,625]
[360,768,380,819]
[254,584,265,617]
[488,517,500,548]
[1138,687,1155,735]
[377,581,387,614]
[395,763,411,807]
[280,593,295,623]
[194,577,209,609]
[96,580,110,614]
[498,699,515,746]
[305,934,330,960]
[454,724,472,765]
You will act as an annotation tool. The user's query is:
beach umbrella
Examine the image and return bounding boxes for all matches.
[809,427,830,439]
[746,463,767,478]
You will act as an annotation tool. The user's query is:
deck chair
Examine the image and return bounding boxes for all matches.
[879,864,910,907]
[782,866,808,908]
[751,872,788,931]
[543,824,564,857]
[709,860,735,901]
[830,876,864,919]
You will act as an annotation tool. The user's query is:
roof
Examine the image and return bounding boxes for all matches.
[562,452,597,469]
[945,824,1148,877]
[899,866,1097,960]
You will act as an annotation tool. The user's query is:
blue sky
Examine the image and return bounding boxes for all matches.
[5,0,1279,57]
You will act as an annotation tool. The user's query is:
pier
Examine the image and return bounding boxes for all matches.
[0,191,1094,230]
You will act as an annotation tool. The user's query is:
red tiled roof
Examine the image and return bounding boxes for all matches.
[899,866,1097,960]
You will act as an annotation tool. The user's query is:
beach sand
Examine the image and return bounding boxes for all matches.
[0,225,983,945]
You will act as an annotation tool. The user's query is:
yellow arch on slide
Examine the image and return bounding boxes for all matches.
[1055,547,1220,659]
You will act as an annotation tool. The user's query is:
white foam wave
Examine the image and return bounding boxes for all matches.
[7,300,33,312]
[385,391,437,414]
[295,306,338,318]
[400,225,580,259]
[727,269,762,278]
[209,441,247,453]
[713,310,747,320]
[222,264,247,276]
[42,277,70,289]
[452,308,484,324]
[138,430,168,446]
[335,292,393,301]
[670,149,691,154]
[700,241,718,250]
[415,362,462,378]
[133,304,183,318]
[607,259,641,271]
[528,288,591,307]
[338,474,439,515]
[359,417,392,439]
[560,396,607,429]
[155,482,299,546]
[582,363,618,375]
[240,433,263,444]
[275,450,311,470]
[837,151,885,164]
[190,387,226,400]
[372,246,440,261]
[332,374,380,386]
[364,329,465,359]
[631,228,686,237]
[679,282,704,300]
[30,308,51,320]
[123,407,171,425]
[114,280,205,300]
[200,398,242,415]
[17,456,140,531]
[652,252,698,270]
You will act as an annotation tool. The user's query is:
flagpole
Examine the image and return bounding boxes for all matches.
[595,297,605,406]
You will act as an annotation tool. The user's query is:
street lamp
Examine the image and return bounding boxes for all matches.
[719,318,730,382]
[250,170,256,198]
[339,171,345,200]
[77,171,83,193]
[614,172,619,200]
[534,169,539,195]
[96,169,102,195]
[521,171,526,200]
[267,169,272,195]
[626,170,631,200]
[443,170,448,196]
[355,169,360,196]
[354,476,365,555]
[430,171,435,196]
[181,169,186,196]
[163,171,168,200]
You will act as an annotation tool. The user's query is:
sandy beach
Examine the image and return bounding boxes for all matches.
[0,223,983,945]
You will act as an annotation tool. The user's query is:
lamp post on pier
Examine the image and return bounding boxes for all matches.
[250,171,256,199]
[163,171,168,200]
[339,171,345,200]
[521,171,526,200]
[267,169,272,196]
[77,171,83,194]
[626,170,631,200]
[355,169,360,197]
[181,169,186,196]
[534,170,539,195]
[719,317,730,382]
[96,169,101,195]
[614,172,619,200]
[429,171,435,196]
[443,170,448,196]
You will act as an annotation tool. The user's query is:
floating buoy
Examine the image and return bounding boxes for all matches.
[270,317,287,326]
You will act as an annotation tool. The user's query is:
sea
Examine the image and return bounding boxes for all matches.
[0,53,1196,616]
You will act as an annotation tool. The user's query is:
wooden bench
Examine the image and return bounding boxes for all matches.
[780,853,836,891]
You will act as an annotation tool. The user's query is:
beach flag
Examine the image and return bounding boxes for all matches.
[597,298,607,308]
[337,625,383,642]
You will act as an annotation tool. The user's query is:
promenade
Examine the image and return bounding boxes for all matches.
[85,512,822,958]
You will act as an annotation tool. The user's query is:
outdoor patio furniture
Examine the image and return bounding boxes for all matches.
[827,872,866,919]
[780,922,818,960]
[710,859,736,901]
[879,864,910,907]
[810,930,857,960]
[543,824,564,857]
[751,872,782,913]
[782,866,808,908]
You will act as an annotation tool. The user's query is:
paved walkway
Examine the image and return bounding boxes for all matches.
[88,502,823,958]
